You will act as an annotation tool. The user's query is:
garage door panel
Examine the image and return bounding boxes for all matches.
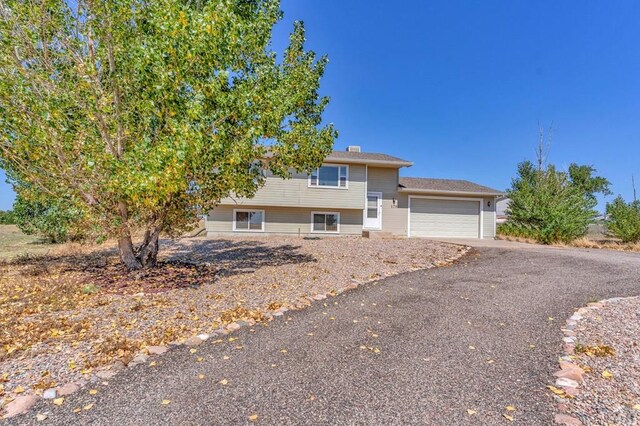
[410,198,480,238]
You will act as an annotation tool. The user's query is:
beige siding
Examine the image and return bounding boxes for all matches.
[366,167,407,235]
[482,197,496,238]
[219,164,366,210]
[206,205,363,236]
[409,198,481,238]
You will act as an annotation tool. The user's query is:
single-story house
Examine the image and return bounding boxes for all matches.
[206,146,502,239]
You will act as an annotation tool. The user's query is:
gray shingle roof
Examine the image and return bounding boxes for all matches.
[399,177,502,195]
[326,151,412,166]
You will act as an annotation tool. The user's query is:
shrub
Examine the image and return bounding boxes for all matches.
[606,196,640,243]
[500,161,610,244]
[12,195,88,244]
[0,210,15,224]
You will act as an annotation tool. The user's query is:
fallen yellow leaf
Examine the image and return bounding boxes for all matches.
[149,361,157,367]
[248,414,259,421]
[602,370,613,379]
[89,389,98,395]
[53,397,64,406]
[547,385,565,396]
[14,385,25,394]
[161,399,171,405]
[219,379,228,385]
[198,374,205,379]
[73,408,81,413]
[83,404,94,411]
[503,414,514,421]
[190,349,197,354]
[506,406,516,411]
[633,404,640,411]
[467,409,477,415]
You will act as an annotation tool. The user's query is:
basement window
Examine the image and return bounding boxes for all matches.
[311,212,340,233]
[233,209,265,232]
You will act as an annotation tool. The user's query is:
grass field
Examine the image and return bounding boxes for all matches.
[0,224,54,260]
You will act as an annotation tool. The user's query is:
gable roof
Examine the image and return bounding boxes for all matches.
[399,177,502,196]
[325,150,413,167]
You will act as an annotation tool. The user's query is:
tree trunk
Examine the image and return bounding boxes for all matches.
[137,226,162,268]
[118,235,142,270]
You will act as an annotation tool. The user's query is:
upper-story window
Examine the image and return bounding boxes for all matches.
[309,165,348,189]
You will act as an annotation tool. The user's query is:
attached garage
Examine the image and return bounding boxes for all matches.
[408,196,482,239]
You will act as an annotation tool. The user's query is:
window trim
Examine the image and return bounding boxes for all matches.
[232,209,265,232]
[310,211,341,234]
[308,164,349,189]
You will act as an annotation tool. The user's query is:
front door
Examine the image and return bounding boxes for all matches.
[364,192,382,229]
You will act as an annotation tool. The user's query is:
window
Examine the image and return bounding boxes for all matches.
[311,212,340,233]
[309,165,348,188]
[233,209,264,232]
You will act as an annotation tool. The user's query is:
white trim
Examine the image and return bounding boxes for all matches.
[232,209,265,232]
[310,211,341,234]
[363,191,383,230]
[308,164,349,190]
[364,165,368,210]
[408,195,483,239]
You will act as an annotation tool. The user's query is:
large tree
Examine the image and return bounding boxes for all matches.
[0,0,337,268]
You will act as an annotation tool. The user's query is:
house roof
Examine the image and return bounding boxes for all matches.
[325,150,413,167]
[398,177,503,196]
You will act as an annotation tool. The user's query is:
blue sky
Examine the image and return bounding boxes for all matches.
[1,0,639,211]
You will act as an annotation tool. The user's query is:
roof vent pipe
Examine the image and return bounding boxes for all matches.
[346,146,361,152]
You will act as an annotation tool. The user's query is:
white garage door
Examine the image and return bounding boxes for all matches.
[409,198,481,238]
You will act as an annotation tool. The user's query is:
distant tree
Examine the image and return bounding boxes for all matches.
[605,196,640,243]
[12,192,88,243]
[0,0,336,269]
[0,208,15,224]
[500,161,610,244]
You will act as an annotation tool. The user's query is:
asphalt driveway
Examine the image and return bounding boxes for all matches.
[11,243,640,425]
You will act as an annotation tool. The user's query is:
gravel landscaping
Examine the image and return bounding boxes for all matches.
[554,297,640,426]
[0,236,463,418]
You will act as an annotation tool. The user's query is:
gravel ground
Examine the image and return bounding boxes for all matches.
[561,297,640,425]
[0,236,460,413]
[6,243,640,425]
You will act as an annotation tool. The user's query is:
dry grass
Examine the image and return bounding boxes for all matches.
[494,234,539,245]
[496,234,640,253]
[0,225,53,260]
[569,237,640,252]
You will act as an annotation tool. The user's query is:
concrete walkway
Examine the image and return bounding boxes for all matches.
[13,243,640,425]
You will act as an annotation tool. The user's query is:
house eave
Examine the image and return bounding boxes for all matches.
[325,159,414,168]
[398,188,504,197]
